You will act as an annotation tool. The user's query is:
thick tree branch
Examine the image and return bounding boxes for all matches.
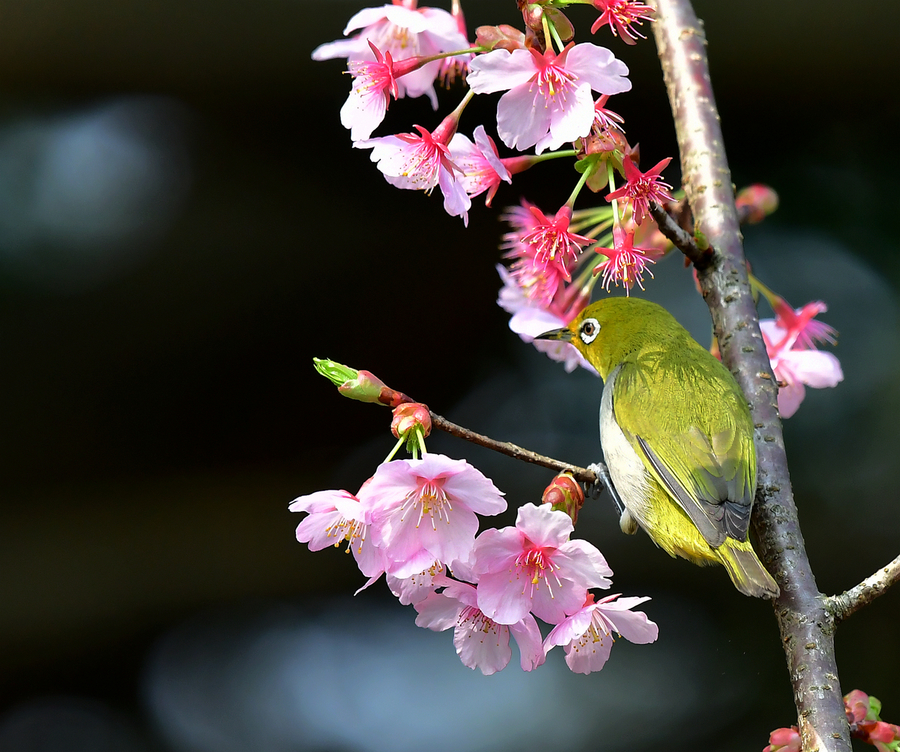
[651,3,850,751]
[826,554,900,623]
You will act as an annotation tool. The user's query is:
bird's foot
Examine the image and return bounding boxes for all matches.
[586,462,625,516]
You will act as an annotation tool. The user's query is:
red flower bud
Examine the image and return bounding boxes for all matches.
[542,472,584,524]
[391,402,432,440]
[736,184,779,224]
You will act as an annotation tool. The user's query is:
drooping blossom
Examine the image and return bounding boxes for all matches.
[497,265,597,374]
[543,593,658,674]
[341,42,430,141]
[591,94,625,134]
[593,227,661,294]
[467,42,631,153]
[387,560,447,605]
[590,0,656,43]
[312,2,470,108]
[606,156,674,225]
[356,114,470,220]
[414,579,545,675]
[473,502,613,625]
[760,318,843,418]
[289,487,386,579]
[771,299,837,350]
[519,203,594,283]
[364,454,506,579]
[447,126,512,224]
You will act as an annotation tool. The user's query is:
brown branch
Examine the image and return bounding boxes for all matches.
[649,200,710,266]
[651,3,851,751]
[428,411,597,483]
[826,554,900,623]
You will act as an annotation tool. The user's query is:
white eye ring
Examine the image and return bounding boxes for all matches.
[579,317,600,344]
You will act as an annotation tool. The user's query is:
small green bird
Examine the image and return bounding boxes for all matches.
[538,297,779,599]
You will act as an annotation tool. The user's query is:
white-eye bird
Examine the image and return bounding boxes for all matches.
[538,297,779,599]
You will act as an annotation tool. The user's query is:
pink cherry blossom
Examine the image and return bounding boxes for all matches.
[357,118,470,221]
[605,156,674,225]
[593,228,661,294]
[414,579,545,674]
[590,0,655,44]
[772,299,837,350]
[387,561,448,605]
[544,593,658,674]
[473,502,612,625]
[760,319,843,418]
[448,125,512,212]
[312,3,469,109]
[467,42,631,154]
[289,488,386,579]
[364,454,506,579]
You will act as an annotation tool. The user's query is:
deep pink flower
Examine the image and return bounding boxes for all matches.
[357,117,470,221]
[760,319,843,418]
[467,42,630,153]
[592,94,625,134]
[606,156,674,225]
[414,579,545,674]
[590,0,655,44]
[592,228,661,294]
[543,593,658,674]
[772,299,837,350]
[519,204,594,282]
[289,488,386,579]
[364,454,506,578]
[473,502,613,625]
[312,3,469,108]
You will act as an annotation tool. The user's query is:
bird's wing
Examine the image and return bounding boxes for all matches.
[611,356,755,548]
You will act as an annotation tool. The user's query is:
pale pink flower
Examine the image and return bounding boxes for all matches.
[289,488,386,579]
[312,3,469,108]
[473,502,613,625]
[590,0,655,44]
[414,579,545,674]
[544,593,658,674]
[593,228,660,294]
[467,43,630,154]
[760,319,843,418]
[364,454,506,579]
[357,117,470,220]
[448,125,512,212]
[605,156,674,225]
[387,561,448,605]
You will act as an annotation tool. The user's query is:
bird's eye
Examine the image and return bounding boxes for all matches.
[579,317,600,344]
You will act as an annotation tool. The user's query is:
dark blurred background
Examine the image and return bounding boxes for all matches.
[1,1,898,750]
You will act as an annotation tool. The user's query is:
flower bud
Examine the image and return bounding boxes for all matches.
[391,402,432,440]
[542,472,584,524]
[313,358,412,407]
[763,727,800,752]
[736,184,778,224]
[475,24,525,51]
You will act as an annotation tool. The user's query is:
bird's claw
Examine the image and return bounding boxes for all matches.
[586,462,625,516]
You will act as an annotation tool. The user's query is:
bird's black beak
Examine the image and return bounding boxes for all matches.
[535,327,572,342]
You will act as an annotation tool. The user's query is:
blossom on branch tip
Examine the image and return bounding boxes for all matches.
[365,454,506,578]
[590,0,655,44]
[606,156,674,225]
[414,580,545,674]
[467,42,631,154]
[473,502,613,625]
[543,592,658,674]
[593,228,661,294]
[312,3,469,109]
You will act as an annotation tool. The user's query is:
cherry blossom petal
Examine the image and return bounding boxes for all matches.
[467,48,542,93]
[495,85,552,151]
[563,43,632,95]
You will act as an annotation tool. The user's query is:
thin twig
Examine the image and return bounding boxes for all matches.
[649,200,710,266]
[826,554,900,623]
[428,411,597,483]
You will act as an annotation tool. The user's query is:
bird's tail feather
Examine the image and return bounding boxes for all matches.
[716,540,780,599]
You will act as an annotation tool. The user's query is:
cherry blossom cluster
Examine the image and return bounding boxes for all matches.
[764,690,900,752]
[313,1,843,418]
[295,362,658,675]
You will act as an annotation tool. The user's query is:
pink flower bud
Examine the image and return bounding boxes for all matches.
[391,402,432,439]
[844,689,871,724]
[475,24,526,52]
[736,184,779,224]
[763,726,800,752]
[541,472,585,524]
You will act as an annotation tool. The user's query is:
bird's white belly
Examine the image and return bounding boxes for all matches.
[600,366,653,531]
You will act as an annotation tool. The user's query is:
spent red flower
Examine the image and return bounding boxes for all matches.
[593,228,660,294]
[606,156,674,225]
[519,204,594,282]
[590,0,655,44]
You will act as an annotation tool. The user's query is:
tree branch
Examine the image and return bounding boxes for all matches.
[649,200,710,266]
[826,554,900,623]
[651,3,851,751]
